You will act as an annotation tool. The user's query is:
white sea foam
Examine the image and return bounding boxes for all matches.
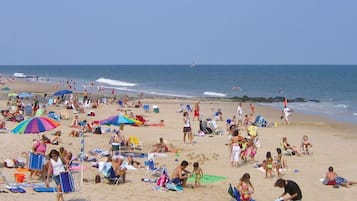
[334,104,349,109]
[203,91,227,97]
[96,78,136,87]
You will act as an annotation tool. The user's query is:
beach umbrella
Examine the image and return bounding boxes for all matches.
[11,116,60,134]
[99,115,142,126]
[17,92,34,98]
[53,89,72,96]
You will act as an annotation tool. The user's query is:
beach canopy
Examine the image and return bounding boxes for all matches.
[12,116,60,134]
[99,115,142,126]
[17,92,34,98]
[53,89,73,96]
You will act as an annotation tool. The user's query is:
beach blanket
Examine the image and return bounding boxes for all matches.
[188,174,226,184]
[121,152,148,158]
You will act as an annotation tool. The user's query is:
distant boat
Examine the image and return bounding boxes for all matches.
[191,62,196,68]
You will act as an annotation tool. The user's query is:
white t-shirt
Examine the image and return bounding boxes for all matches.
[50,158,66,176]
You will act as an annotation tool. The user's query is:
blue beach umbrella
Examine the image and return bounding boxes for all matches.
[53,89,73,96]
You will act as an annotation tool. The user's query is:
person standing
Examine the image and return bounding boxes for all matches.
[193,101,200,121]
[249,103,255,115]
[237,103,243,127]
[46,149,68,201]
[183,112,192,144]
[282,106,293,125]
[274,178,302,201]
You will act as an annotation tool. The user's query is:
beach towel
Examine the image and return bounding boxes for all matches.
[7,186,26,193]
[33,187,57,192]
[188,174,226,184]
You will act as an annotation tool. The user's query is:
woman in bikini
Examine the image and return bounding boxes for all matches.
[265,151,273,178]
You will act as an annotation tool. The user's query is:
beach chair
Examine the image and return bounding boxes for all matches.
[24,104,32,116]
[60,171,76,193]
[207,120,225,135]
[28,152,44,171]
[99,162,123,185]
[128,136,143,151]
[143,104,150,112]
[118,100,124,108]
[279,141,293,156]
[60,110,70,120]
[47,98,54,106]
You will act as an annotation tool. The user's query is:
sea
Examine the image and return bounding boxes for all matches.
[1,65,357,123]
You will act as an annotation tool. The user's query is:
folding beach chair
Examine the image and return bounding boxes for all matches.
[24,104,33,116]
[60,171,76,193]
[128,136,143,151]
[28,152,44,171]
[143,104,150,112]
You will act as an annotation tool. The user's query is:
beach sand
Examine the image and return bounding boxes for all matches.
[0,79,356,201]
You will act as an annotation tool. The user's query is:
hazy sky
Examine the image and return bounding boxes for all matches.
[0,0,356,65]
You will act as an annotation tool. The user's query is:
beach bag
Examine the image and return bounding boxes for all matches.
[95,175,101,183]
[94,127,102,134]
[156,170,169,187]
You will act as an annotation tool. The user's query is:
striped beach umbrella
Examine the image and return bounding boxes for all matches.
[11,116,60,134]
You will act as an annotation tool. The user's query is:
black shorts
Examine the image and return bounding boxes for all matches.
[183,127,191,133]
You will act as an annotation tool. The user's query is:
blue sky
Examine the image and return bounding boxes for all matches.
[0,0,356,65]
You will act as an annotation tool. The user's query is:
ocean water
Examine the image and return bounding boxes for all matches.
[1,65,357,123]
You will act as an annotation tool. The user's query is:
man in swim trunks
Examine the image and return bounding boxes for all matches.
[171,160,190,186]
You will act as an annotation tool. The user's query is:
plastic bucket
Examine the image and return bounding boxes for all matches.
[14,173,25,183]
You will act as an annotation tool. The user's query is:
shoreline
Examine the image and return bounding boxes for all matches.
[1,77,356,126]
[1,77,357,200]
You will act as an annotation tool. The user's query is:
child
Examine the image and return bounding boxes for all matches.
[265,151,273,178]
[301,135,312,155]
[192,162,203,188]
[275,148,287,177]
[237,173,255,201]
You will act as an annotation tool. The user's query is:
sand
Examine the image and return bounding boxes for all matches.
[0,78,356,201]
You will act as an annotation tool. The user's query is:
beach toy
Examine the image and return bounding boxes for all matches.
[175,150,181,162]
[14,173,25,183]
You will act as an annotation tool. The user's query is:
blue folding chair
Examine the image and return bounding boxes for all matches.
[60,172,75,193]
[28,152,43,171]
[143,104,150,112]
